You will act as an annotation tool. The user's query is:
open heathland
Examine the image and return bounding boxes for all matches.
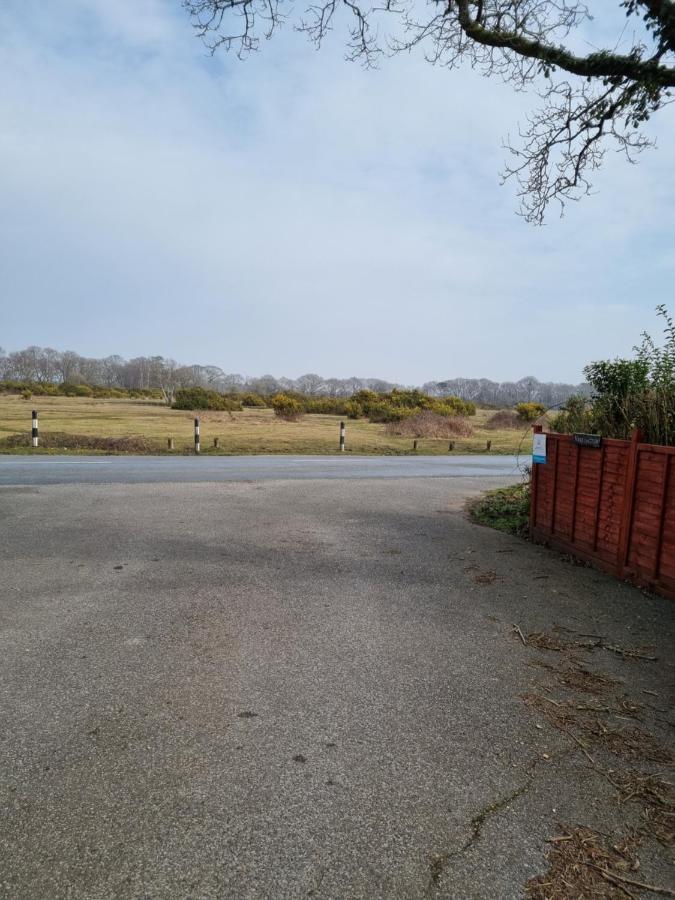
[0,395,531,455]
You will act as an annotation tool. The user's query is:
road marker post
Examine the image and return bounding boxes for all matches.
[486,440,492,452]
[213,437,219,449]
[339,421,346,452]
[413,440,418,451]
[194,418,200,455]
[448,441,454,452]
[32,410,39,448]
[167,437,174,450]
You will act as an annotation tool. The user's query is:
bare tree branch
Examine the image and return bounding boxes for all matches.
[183,0,675,221]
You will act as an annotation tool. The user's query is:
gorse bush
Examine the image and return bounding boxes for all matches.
[346,389,475,423]
[270,393,304,421]
[240,392,267,407]
[0,380,162,400]
[515,402,546,422]
[172,388,242,411]
[552,306,675,445]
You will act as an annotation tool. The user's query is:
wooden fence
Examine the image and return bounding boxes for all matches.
[530,427,675,600]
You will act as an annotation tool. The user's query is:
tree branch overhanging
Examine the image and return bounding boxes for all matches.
[183,0,675,222]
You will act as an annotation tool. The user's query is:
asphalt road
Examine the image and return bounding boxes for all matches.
[0,454,521,486]
[1,474,673,898]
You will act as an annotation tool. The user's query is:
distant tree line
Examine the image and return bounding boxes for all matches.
[0,345,587,408]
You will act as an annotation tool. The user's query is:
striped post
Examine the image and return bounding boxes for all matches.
[339,421,346,452]
[194,417,200,455]
[32,410,39,448]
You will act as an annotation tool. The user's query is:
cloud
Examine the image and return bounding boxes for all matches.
[0,0,673,382]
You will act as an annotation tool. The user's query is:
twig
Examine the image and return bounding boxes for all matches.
[602,644,657,661]
[586,863,675,897]
[513,624,527,646]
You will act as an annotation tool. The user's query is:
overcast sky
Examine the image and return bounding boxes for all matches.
[1,1,673,384]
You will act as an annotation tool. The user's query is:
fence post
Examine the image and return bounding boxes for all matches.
[529,425,542,534]
[617,428,643,574]
[194,417,200,455]
[339,421,345,452]
[31,410,39,448]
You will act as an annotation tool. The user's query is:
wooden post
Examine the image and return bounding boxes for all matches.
[167,437,174,450]
[213,437,219,449]
[529,425,542,535]
[486,440,492,452]
[413,439,418,451]
[448,441,454,452]
[617,429,643,575]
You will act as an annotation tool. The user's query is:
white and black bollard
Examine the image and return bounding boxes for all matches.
[194,417,200,455]
[339,421,345,452]
[32,410,39,448]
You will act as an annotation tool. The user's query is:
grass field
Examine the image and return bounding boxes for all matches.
[0,395,533,456]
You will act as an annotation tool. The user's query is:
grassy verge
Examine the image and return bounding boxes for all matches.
[0,395,532,456]
[469,482,531,537]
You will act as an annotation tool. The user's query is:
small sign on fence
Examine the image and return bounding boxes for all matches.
[532,432,547,464]
[573,433,602,449]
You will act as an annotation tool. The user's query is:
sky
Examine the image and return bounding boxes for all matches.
[0,1,673,385]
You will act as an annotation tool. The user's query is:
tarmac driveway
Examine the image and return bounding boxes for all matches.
[0,476,673,898]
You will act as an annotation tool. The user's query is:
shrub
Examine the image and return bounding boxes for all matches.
[61,383,94,397]
[240,392,267,407]
[385,411,473,438]
[366,402,412,423]
[432,397,477,417]
[345,401,363,419]
[270,393,303,421]
[20,389,32,400]
[173,387,242,411]
[516,402,546,422]
[486,410,522,430]
[550,395,594,434]
[303,397,349,416]
[469,483,531,537]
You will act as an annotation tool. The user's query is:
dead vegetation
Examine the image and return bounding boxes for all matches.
[384,411,473,439]
[526,826,674,899]
[517,622,673,892]
[1,431,158,453]
[485,409,522,430]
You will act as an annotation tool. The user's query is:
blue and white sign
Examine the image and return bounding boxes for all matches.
[532,433,547,464]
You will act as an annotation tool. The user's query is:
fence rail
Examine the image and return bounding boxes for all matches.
[530,427,675,600]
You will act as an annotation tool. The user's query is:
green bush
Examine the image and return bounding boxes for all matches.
[469,483,531,537]
[552,306,675,445]
[515,402,546,422]
[240,392,267,407]
[270,393,303,421]
[173,387,242,411]
[20,389,32,400]
[345,401,363,419]
[432,397,476,417]
[60,383,94,397]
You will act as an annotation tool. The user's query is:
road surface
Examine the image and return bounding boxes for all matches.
[0,453,521,485]
[1,469,673,898]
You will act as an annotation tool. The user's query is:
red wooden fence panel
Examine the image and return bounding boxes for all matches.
[530,429,675,600]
